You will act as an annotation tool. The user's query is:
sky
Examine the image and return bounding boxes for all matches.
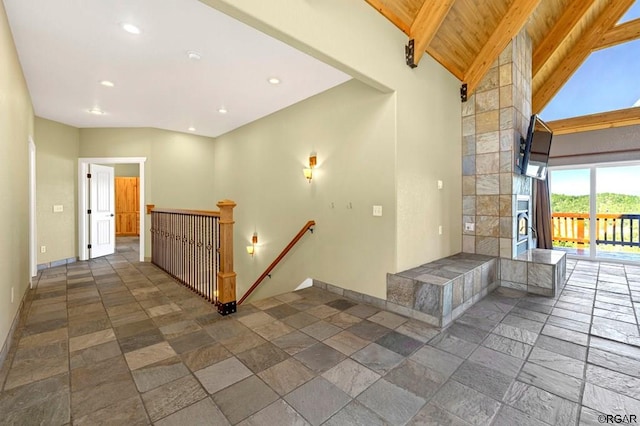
[550,166,640,196]
[540,1,640,121]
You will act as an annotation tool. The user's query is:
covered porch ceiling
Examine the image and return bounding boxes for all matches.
[364,0,640,133]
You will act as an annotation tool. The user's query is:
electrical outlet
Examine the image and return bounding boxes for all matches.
[53,204,63,213]
[437,180,443,190]
[373,205,383,217]
[438,225,443,235]
[40,245,46,253]
[464,223,475,232]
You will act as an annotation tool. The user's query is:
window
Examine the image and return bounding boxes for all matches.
[549,162,640,262]
[540,39,640,121]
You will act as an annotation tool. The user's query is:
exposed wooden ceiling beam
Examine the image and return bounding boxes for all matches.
[364,0,411,35]
[409,0,456,65]
[533,0,635,113]
[594,17,640,50]
[463,0,542,95]
[532,0,596,77]
[548,106,640,134]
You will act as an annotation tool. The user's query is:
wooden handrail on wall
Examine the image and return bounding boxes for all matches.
[238,220,316,305]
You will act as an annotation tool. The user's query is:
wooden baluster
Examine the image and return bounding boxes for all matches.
[215,216,220,303]
[216,200,237,315]
[197,215,201,297]
[577,217,584,247]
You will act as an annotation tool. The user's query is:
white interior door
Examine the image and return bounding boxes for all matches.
[90,164,115,258]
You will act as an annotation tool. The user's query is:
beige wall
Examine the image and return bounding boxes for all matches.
[35,117,80,264]
[79,127,216,256]
[201,0,462,295]
[113,163,140,177]
[213,80,397,300]
[394,67,462,269]
[0,2,34,355]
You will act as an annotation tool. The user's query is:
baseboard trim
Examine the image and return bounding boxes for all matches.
[37,256,77,270]
[0,284,31,377]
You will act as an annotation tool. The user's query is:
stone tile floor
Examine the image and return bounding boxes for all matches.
[1,239,640,425]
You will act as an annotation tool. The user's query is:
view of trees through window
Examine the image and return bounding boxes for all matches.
[550,165,640,260]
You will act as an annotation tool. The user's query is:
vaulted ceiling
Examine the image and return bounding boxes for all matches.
[365,0,640,132]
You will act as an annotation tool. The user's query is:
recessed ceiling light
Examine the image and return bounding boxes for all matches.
[188,127,196,132]
[120,23,141,35]
[88,108,105,115]
[187,51,201,61]
[268,77,281,85]
[218,107,228,114]
[100,80,115,87]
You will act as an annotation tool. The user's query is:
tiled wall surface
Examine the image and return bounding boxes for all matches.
[462,30,533,258]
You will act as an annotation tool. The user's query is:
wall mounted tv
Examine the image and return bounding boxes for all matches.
[518,114,553,180]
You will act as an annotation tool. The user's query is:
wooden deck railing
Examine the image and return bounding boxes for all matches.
[552,212,640,247]
[151,200,237,315]
[238,220,315,305]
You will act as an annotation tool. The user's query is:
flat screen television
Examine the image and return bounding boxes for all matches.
[518,114,553,180]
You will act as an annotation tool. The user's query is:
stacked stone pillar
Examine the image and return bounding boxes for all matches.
[462,30,533,259]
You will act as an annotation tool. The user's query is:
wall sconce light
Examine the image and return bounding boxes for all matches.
[246,232,258,256]
[303,152,317,183]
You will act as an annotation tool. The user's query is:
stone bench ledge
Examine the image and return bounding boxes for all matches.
[388,253,499,327]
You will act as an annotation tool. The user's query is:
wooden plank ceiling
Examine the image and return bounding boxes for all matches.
[364,0,640,132]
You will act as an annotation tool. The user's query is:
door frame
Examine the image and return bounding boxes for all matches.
[29,137,37,282]
[78,157,146,262]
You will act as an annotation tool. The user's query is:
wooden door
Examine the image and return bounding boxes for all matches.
[115,177,140,236]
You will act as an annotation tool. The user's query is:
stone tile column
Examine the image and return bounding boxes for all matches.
[462,30,533,259]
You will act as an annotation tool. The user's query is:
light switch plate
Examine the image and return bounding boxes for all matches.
[53,205,63,213]
[437,180,443,190]
[373,205,383,217]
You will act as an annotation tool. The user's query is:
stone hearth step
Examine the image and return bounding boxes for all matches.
[387,253,499,328]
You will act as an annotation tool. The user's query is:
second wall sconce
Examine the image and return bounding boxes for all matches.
[246,232,258,256]
[303,152,317,183]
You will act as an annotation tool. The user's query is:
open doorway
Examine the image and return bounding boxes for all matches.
[113,164,141,260]
[113,164,140,238]
[78,157,147,262]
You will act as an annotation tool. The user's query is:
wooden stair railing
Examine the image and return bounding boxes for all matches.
[150,200,237,315]
[238,220,315,305]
